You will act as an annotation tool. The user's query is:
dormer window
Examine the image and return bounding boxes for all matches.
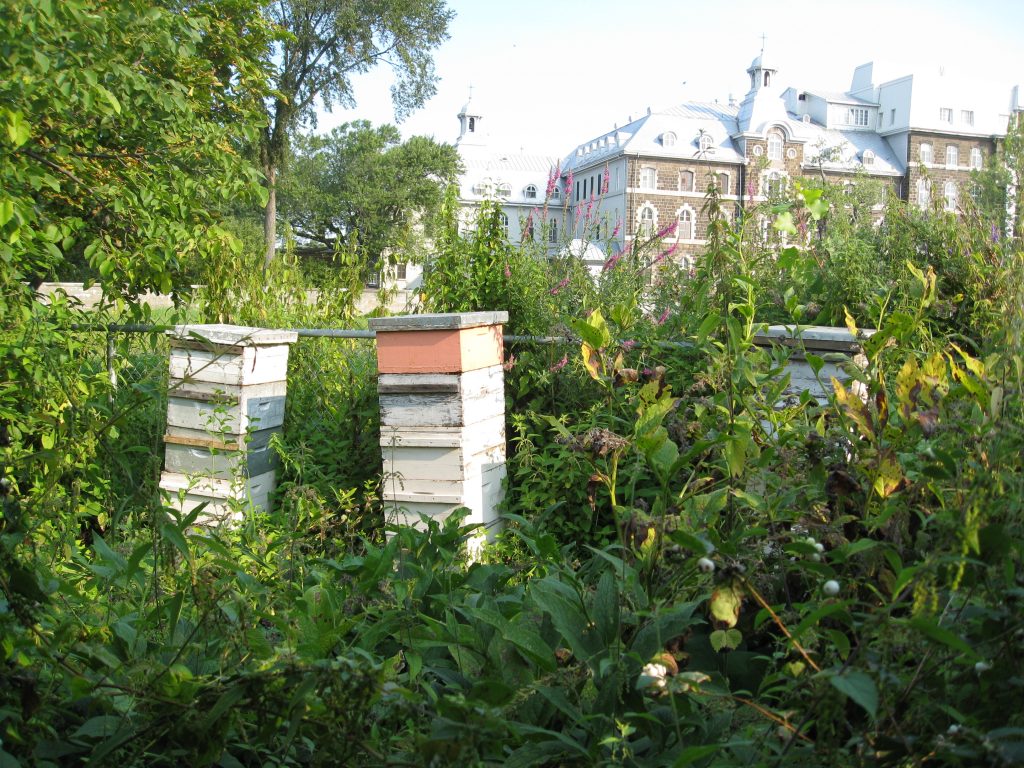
[473,178,493,196]
[496,182,512,197]
[663,131,677,147]
[698,133,714,153]
[847,107,869,127]
[525,184,537,199]
[862,149,875,166]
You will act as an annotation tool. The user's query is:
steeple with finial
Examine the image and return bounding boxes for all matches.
[746,34,778,93]
[456,85,484,146]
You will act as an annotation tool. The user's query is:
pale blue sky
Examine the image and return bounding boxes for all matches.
[317,0,1023,156]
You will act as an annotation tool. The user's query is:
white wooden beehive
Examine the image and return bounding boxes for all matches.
[165,379,287,434]
[159,469,276,525]
[378,365,504,428]
[163,426,280,480]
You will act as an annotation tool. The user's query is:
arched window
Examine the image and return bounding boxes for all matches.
[548,218,558,243]
[496,182,512,197]
[944,181,958,212]
[679,170,694,192]
[637,204,656,237]
[663,131,677,147]
[525,184,538,199]
[919,143,933,164]
[946,145,958,169]
[717,172,730,194]
[499,212,509,237]
[862,149,875,166]
[764,171,786,197]
[698,133,714,153]
[677,208,694,240]
[767,130,784,161]
[917,178,931,209]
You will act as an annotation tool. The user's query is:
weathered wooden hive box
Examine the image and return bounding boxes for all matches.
[370,312,508,542]
[752,325,874,403]
[159,325,297,524]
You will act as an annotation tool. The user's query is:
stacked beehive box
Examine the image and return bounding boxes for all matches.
[159,325,297,524]
[369,312,508,544]
[752,325,875,403]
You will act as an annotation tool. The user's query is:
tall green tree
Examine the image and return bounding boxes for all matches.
[260,0,454,269]
[278,121,460,270]
[0,0,273,310]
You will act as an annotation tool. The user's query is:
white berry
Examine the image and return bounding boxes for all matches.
[823,580,840,596]
[975,661,992,673]
[697,557,715,574]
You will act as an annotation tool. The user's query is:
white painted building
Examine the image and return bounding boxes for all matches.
[453,97,564,248]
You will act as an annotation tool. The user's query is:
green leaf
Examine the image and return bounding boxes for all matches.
[672,745,723,766]
[5,111,31,148]
[0,199,13,227]
[161,523,191,563]
[773,211,797,234]
[828,669,878,718]
[905,617,979,661]
[806,353,824,375]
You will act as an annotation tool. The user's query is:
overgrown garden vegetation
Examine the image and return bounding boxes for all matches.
[3,0,1024,765]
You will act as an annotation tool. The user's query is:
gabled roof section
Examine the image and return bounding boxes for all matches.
[800,124,904,176]
[561,101,744,172]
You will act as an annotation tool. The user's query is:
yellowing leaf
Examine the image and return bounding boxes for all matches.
[873,450,904,498]
[709,581,743,629]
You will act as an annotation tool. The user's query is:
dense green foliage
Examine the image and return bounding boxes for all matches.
[259,0,454,265]
[278,121,462,268]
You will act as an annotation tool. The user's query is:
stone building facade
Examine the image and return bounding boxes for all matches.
[556,52,1020,263]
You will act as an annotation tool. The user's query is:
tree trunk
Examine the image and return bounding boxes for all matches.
[263,162,277,272]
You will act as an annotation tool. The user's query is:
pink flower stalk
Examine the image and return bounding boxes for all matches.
[621,339,637,351]
[612,218,622,238]
[650,242,678,268]
[549,354,568,373]
[655,221,678,240]
[503,354,517,371]
[546,163,561,199]
[504,263,511,279]
[549,275,570,295]
[602,164,610,195]
[656,308,671,325]
[746,178,755,199]
[564,170,574,196]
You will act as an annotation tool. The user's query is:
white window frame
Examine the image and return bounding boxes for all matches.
[676,206,695,240]
[917,178,931,210]
[961,110,974,126]
[946,145,958,169]
[496,182,512,197]
[499,212,509,238]
[848,107,869,127]
[663,131,677,147]
[919,143,933,164]
[763,170,787,197]
[698,133,714,153]
[639,167,657,190]
[939,107,953,123]
[637,203,657,237]
[524,184,537,199]
[679,169,694,192]
[862,149,875,166]
[767,130,783,160]
[717,172,730,195]
[944,181,958,212]
[970,147,983,170]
